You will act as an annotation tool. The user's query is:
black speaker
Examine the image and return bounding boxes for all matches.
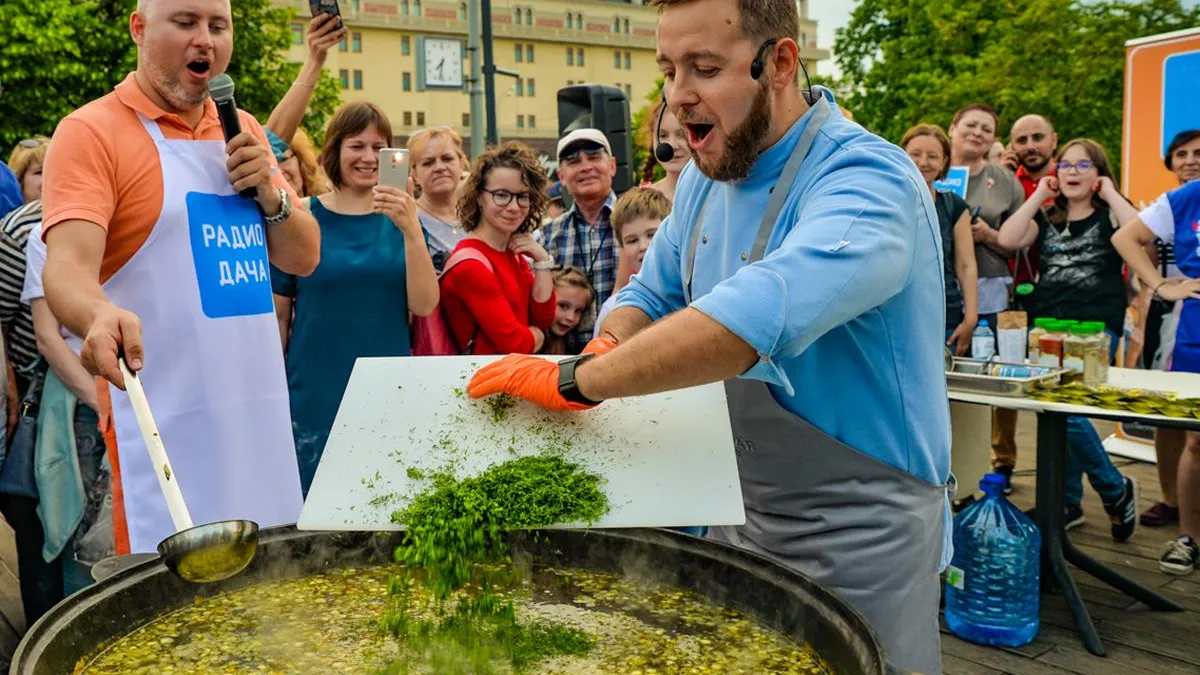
[556,84,634,194]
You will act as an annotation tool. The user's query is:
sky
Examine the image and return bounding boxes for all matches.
[807,0,1200,78]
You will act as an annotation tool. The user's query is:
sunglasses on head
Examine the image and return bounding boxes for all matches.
[18,138,47,149]
[559,146,606,164]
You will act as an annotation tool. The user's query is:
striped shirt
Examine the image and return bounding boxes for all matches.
[0,200,42,371]
[535,192,618,353]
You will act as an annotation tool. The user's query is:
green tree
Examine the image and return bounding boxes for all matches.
[0,0,339,154]
[834,0,1200,174]
[631,77,665,185]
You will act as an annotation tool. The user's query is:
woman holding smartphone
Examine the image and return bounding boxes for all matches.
[271,102,438,495]
[439,142,556,355]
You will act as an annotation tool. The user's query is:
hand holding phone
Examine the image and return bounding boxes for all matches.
[309,0,343,29]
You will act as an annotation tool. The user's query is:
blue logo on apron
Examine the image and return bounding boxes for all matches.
[186,192,273,318]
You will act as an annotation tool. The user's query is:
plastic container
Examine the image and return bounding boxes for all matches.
[971,320,996,360]
[1063,325,1089,375]
[1037,321,1066,368]
[944,473,1041,647]
[1027,318,1053,364]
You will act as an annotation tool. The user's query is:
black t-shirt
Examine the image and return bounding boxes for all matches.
[935,191,970,326]
[1031,205,1126,334]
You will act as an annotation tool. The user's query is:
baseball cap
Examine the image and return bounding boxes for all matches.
[548,181,563,202]
[557,128,611,159]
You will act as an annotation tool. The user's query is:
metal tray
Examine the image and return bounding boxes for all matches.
[945,357,1068,397]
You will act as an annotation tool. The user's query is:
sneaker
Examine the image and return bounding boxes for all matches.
[994,465,1014,495]
[1065,504,1086,531]
[1159,536,1199,575]
[1140,501,1180,527]
[1103,476,1139,543]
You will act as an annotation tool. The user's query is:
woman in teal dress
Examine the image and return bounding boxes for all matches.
[272,102,439,495]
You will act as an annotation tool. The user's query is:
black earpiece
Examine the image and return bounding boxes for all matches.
[751,38,818,106]
[653,99,674,164]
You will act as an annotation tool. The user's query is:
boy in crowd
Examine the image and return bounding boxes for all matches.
[594,187,670,336]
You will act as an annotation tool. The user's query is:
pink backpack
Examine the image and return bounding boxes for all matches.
[411,248,494,356]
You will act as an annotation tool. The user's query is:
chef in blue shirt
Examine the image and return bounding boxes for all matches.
[469,1,951,671]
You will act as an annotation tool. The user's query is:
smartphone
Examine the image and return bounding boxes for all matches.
[379,149,411,191]
[309,0,343,29]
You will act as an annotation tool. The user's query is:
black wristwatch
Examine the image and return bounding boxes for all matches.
[558,354,602,405]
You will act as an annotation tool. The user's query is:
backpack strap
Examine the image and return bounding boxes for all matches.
[439,246,496,353]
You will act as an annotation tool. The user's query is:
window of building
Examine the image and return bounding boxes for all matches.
[514,7,521,23]
[575,13,582,29]
[524,8,532,24]
[613,17,620,33]
[401,0,409,16]
[459,2,467,20]
[624,83,632,97]
[515,44,523,62]
[515,78,524,96]
[624,18,629,33]
[528,114,536,129]
[462,112,470,127]
[339,36,348,52]
[352,32,362,52]
[403,72,412,91]
[526,44,534,62]
[290,23,303,45]
[353,70,363,90]
[567,80,574,86]
[614,50,621,68]
[351,0,360,13]
[624,51,631,69]
[401,35,410,56]
[517,115,525,129]
[577,48,585,67]
[417,112,426,126]
[339,69,349,89]
[527,78,535,96]
[414,0,421,16]
[404,111,413,126]
[565,13,572,29]
[566,48,573,66]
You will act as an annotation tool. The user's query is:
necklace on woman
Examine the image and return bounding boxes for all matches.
[421,205,460,235]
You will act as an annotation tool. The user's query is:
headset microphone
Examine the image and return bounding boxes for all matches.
[653,99,674,164]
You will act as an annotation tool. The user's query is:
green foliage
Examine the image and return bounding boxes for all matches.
[833,0,1200,175]
[631,76,665,186]
[0,0,339,154]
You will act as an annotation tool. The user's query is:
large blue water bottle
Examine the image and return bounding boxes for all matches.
[944,473,1041,647]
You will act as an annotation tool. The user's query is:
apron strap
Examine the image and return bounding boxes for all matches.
[682,95,835,305]
[135,112,166,143]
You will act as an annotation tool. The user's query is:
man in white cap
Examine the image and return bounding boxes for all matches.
[538,128,619,352]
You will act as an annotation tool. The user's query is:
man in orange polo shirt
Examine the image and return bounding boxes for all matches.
[40,0,320,555]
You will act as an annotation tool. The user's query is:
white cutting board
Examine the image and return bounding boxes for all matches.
[298,356,745,531]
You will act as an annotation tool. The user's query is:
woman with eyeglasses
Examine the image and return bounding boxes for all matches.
[407,126,468,271]
[439,142,556,355]
[997,138,1140,540]
[271,102,439,496]
[7,136,49,204]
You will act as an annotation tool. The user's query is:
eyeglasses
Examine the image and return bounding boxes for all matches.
[559,147,607,164]
[17,138,47,149]
[1057,160,1095,173]
[484,188,532,207]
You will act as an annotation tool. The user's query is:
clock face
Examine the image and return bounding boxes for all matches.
[423,38,464,88]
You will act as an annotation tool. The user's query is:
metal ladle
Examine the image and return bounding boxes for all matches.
[118,357,259,584]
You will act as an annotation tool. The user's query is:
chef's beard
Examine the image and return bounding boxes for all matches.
[692,79,771,182]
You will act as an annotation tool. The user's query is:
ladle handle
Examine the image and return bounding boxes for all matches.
[119,358,194,532]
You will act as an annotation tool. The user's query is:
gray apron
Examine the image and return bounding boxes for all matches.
[683,98,947,675]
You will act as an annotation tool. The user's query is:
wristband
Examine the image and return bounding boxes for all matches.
[531,259,556,271]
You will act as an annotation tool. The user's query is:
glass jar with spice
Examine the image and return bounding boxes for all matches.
[1063,324,1089,376]
[1028,318,1053,364]
[1037,321,1067,369]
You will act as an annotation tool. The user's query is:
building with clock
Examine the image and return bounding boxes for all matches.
[280,0,829,158]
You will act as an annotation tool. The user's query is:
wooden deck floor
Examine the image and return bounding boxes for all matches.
[0,414,1196,673]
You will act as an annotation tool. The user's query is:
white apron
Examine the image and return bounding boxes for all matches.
[105,114,303,554]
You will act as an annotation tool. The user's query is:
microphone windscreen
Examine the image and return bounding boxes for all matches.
[208,74,236,102]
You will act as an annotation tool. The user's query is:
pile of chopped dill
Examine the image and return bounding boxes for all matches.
[380,454,609,673]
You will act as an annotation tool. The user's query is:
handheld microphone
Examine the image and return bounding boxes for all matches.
[653,99,674,164]
[208,74,256,199]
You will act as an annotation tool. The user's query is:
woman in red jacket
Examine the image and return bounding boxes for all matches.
[441,142,556,354]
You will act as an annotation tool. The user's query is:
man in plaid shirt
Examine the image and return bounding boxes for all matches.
[537,129,619,353]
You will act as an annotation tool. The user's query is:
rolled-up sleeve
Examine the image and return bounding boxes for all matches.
[613,210,687,320]
[691,152,918,393]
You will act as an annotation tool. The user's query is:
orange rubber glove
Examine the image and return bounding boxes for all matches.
[467,355,597,412]
[582,335,618,357]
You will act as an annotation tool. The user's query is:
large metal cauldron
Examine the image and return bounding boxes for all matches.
[12,526,908,675]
